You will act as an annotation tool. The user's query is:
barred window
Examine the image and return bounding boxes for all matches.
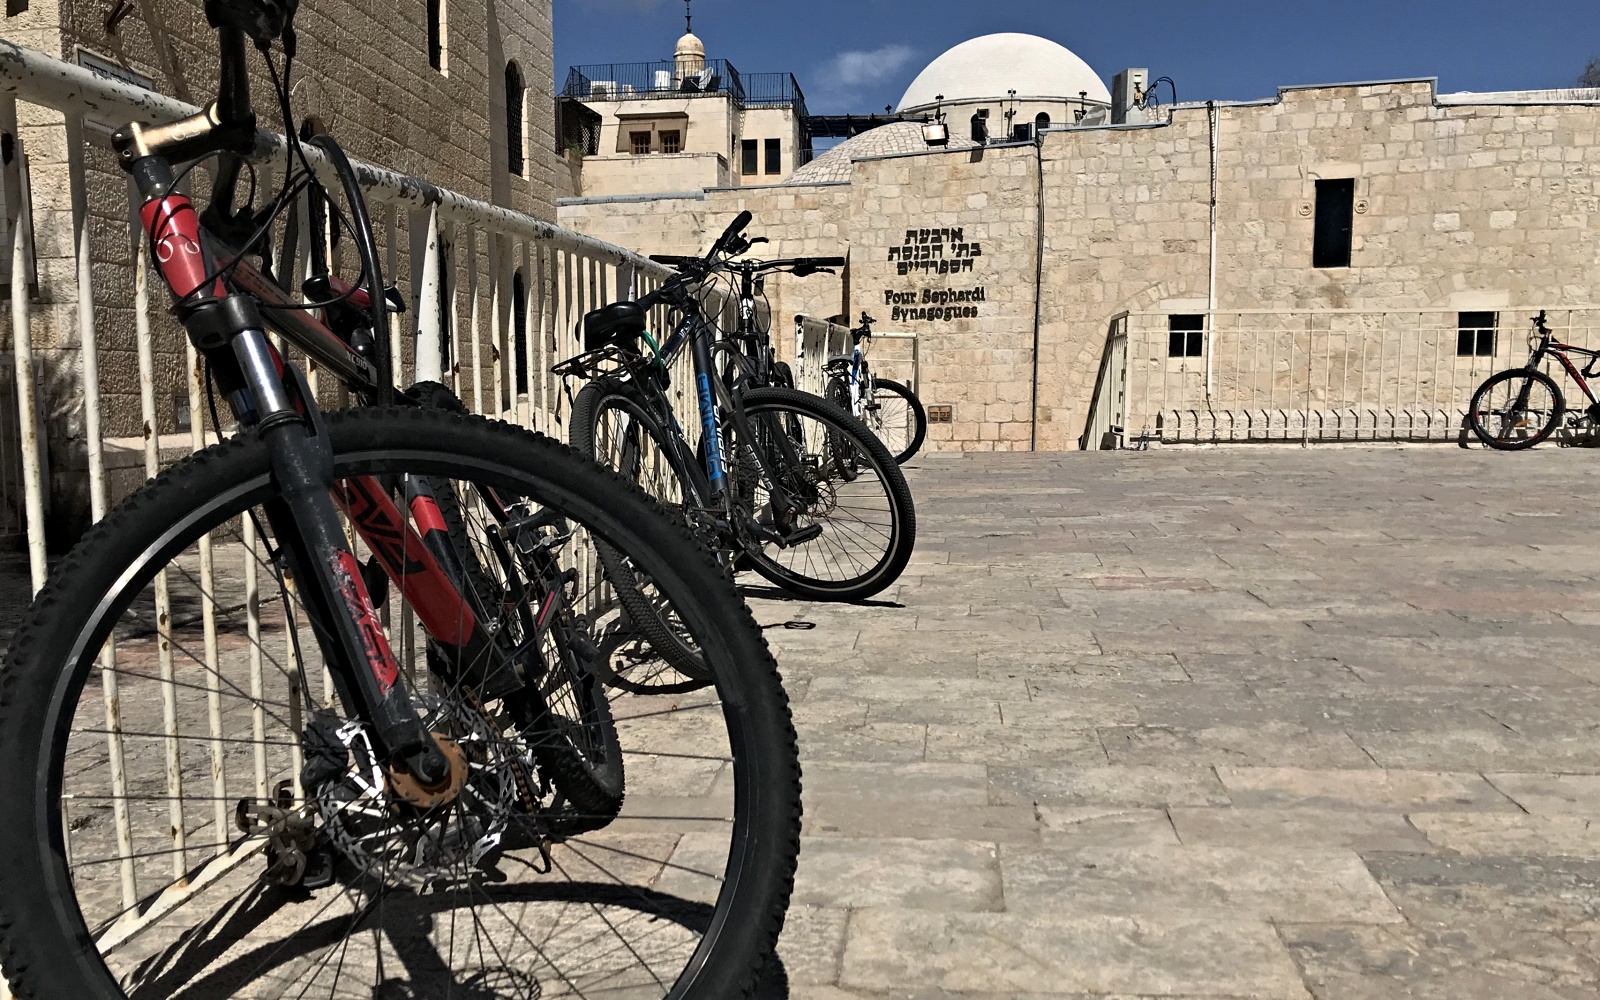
[1457,311,1497,357]
[506,61,525,176]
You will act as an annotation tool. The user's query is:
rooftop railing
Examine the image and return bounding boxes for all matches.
[562,59,747,103]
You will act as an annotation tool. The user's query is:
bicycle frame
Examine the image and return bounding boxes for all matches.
[114,23,521,788]
[1531,336,1600,409]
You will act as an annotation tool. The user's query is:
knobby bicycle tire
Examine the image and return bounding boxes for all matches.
[570,378,715,689]
[1468,367,1564,450]
[0,407,800,1000]
[732,386,916,602]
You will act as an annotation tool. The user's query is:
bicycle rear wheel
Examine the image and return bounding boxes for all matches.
[865,378,928,464]
[0,407,800,1000]
[571,378,714,691]
[1468,368,1564,449]
[731,386,916,601]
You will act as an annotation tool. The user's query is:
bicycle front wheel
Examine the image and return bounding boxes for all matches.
[731,386,916,601]
[864,378,928,464]
[1468,368,1564,449]
[0,407,800,1000]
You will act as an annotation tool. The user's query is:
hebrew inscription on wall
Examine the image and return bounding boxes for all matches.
[884,227,986,322]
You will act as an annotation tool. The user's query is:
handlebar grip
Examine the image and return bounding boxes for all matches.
[711,211,754,257]
[649,254,698,267]
[807,257,847,268]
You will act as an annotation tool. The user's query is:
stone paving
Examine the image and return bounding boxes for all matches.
[745,446,1600,1000]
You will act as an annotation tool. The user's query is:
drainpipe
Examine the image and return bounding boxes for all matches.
[1205,100,1218,401]
[1029,130,1046,451]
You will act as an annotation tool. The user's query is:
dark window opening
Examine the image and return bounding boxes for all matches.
[1168,314,1205,358]
[740,139,758,175]
[426,0,444,71]
[1457,311,1497,357]
[505,61,524,176]
[7,0,29,17]
[1312,178,1355,268]
[660,130,681,154]
[764,138,781,175]
[1035,112,1051,130]
[512,270,529,393]
[631,131,652,155]
[970,110,989,144]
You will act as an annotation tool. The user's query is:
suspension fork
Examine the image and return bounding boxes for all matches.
[129,156,453,787]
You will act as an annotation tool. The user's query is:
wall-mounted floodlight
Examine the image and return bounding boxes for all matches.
[922,121,950,146]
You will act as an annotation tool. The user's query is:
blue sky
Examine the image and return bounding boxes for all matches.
[555,0,1600,114]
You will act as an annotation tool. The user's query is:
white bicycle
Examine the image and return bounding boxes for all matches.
[824,312,928,464]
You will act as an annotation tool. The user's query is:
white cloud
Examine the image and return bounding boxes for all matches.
[825,44,916,88]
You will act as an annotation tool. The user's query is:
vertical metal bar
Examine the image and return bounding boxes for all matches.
[183,332,230,849]
[69,120,139,911]
[466,226,483,414]
[415,205,443,384]
[243,516,268,800]
[443,218,461,394]
[10,139,44,593]
[488,235,503,417]
[384,202,404,386]
[535,246,550,435]
[133,253,187,878]
[521,239,537,430]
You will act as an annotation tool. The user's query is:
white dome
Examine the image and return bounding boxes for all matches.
[897,33,1111,112]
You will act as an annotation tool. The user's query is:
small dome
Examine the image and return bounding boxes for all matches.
[898,33,1111,112]
[675,32,705,59]
[787,121,978,185]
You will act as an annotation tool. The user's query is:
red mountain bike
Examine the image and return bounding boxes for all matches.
[1468,310,1600,449]
[0,3,799,997]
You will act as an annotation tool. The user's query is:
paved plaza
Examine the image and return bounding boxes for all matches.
[747,445,1600,1000]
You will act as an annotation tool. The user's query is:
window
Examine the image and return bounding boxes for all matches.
[970,110,989,144]
[505,61,525,176]
[631,131,652,155]
[1312,178,1355,268]
[660,130,681,154]
[512,270,529,393]
[426,0,446,72]
[1168,314,1205,358]
[765,138,781,175]
[1457,311,1497,357]
[740,139,758,175]
[1035,112,1051,129]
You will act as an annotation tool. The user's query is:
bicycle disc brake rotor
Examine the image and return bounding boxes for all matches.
[316,696,523,889]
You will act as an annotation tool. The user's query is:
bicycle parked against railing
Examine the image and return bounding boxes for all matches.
[825,312,928,464]
[561,214,916,677]
[713,238,843,391]
[0,5,800,998]
[1468,310,1600,449]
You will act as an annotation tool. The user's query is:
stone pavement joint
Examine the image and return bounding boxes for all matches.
[748,447,1600,1000]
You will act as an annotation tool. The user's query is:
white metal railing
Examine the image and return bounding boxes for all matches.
[792,314,919,397]
[1083,308,1600,447]
[0,42,744,977]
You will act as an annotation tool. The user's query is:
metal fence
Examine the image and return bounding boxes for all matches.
[0,43,747,973]
[562,59,746,103]
[1082,308,1600,448]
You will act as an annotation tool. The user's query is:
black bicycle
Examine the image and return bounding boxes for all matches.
[825,312,928,464]
[0,5,800,998]
[1468,310,1600,449]
[562,215,916,679]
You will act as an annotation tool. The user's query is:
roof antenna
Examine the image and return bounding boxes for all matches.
[684,0,692,33]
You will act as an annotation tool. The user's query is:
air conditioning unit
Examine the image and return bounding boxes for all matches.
[654,70,673,91]
[589,80,617,98]
[620,84,638,96]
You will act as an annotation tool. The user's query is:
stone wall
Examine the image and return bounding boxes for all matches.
[561,79,1599,452]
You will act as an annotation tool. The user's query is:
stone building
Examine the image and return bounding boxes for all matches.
[559,31,1600,452]
[1,0,558,537]
[556,17,811,197]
